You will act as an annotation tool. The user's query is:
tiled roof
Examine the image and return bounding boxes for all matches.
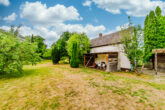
[90,31,123,48]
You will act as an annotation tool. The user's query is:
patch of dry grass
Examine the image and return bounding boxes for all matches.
[0,60,165,110]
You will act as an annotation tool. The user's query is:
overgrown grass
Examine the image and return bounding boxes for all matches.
[0,60,165,109]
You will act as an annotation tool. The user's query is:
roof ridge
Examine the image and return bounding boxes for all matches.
[91,30,120,41]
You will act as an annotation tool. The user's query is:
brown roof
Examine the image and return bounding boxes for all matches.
[90,31,123,48]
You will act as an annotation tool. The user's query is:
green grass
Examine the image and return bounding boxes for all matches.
[0,60,165,110]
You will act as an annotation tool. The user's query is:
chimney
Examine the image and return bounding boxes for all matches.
[99,33,102,38]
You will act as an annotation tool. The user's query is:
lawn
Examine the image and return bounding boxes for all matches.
[0,60,165,110]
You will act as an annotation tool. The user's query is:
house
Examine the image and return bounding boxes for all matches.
[84,31,131,72]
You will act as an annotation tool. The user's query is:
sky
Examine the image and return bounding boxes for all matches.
[0,0,165,47]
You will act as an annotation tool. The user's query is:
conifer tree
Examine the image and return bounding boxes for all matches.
[70,42,79,68]
[51,45,60,64]
[143,6,165,67]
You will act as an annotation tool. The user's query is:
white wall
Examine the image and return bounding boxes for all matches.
[118,52,131,69]
[90,44,123,53]
[90,44,131,69]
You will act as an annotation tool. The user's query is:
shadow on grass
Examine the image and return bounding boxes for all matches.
[0,69,37,79]
[0,67,49,80]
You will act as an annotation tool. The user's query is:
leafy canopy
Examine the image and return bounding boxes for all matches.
[67,33,90,63]
[0,32,41,74]
[31,35,47,58]
[51,32,72,64]
[144,6,165,61]
[121,16,143,71]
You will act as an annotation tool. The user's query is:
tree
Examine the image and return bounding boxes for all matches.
[67,33,90,63]
[51,32,72,64]
[121,17,143,71]
[0,32,41,74]
[10,24,22,38]
[143,11,157,62]
[51,45,60,64]
[155,6,161,17]
[58,32,72,57]
[144,6,165,68]
[70,42,79,68]
[31,35,47,58]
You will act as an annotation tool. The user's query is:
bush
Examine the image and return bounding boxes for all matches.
[51,45,60,64]
[70,42,79,68]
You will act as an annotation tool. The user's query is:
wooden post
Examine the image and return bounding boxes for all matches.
[106,54,109,64]
[106,54,110,72]
[84,55,86,66]
[155,52,158,75]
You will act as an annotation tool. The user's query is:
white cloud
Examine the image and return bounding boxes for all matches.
[3,13,17,22]
[0,0,10,6]
[55,23,105,39]
[90,0,165,17]
[83,0,92,7]
[0,23,106,47]
[20,1,82,26]
[0,25,10,31]
[16,1,106,47]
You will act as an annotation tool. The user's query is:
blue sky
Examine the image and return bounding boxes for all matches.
[0,0,165,46]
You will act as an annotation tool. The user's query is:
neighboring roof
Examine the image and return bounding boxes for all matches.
[152,49,165,54]
[90,31,123,48]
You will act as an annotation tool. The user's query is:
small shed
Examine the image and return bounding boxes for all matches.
[152,49,165,75]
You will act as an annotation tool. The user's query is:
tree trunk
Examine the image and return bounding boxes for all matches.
[140,63,145,73]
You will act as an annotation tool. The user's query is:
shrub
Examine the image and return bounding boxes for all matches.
[51,45,60,64]
[70,42,79,68]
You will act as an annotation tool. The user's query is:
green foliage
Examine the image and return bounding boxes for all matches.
[0,32,41,74]
[31,35,47,58]
[51,32,72,64]
[155,6,161,17]
[59,56,69,64]
[57,32,72,57]
[70,42,79,68]
[67,33,90,63]
[9,24,22,38]
[121,17,143,71]
[43,49,51,59]
[144,6,165,62]
[51,45,60,64]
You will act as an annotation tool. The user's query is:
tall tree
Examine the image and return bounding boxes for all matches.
[57,32,72,57]
[51,32,72,64]
[121,16,143,71]
[32,35,47,58]
[144,6,165,67]
[67,33,90,64]
[155,6,161,17]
